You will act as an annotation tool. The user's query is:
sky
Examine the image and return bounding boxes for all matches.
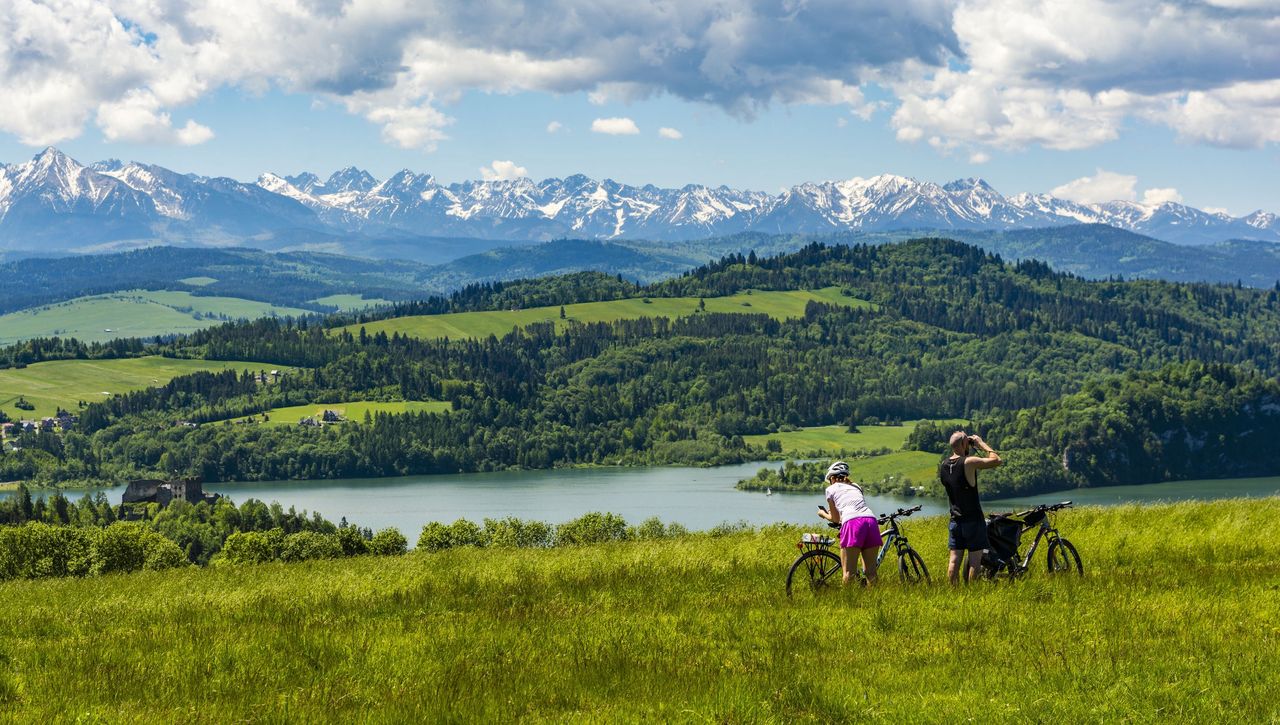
[2,0,1278,216]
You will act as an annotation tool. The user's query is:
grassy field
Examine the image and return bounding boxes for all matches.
[0,290,311,345]
[337,287,870,341]
[235,400,452,426]
[0,357,286,420]
[0,498,1275,721]
[311,294,397,311]
[846,450,943,486]
[743,420,964,456]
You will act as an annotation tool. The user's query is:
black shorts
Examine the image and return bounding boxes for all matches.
[948,519,989,551]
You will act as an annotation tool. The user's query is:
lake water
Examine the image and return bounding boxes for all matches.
[16,463,1280,535]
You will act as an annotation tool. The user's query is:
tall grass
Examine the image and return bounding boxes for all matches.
[0,498,1276,722]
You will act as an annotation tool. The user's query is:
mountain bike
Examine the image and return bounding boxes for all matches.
[786,505,929,597]
[980,501,1083,581]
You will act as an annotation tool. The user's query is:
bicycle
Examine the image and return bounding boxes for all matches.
[785,505,930,597]
[980,501,1083,581]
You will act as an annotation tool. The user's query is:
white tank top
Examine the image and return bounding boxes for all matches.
[824,482,876,522]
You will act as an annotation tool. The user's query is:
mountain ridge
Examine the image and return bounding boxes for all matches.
[1,147,1276,253]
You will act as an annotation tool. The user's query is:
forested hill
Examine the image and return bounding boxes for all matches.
[3,238,1279,493]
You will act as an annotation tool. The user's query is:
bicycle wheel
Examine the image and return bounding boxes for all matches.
[786,549,843,597]
[897,547,930,584]
[1047,538,1083,576]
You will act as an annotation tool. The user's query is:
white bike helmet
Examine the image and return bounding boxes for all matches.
[826,461,849,480]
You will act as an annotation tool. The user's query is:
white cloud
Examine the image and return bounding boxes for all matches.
[891,0,1280,152]
[592,117,640,135]
[1141,187,1183,205]
[0,0,955,150]
[95,90,214,145]
[658,126,683,139]
[968,151,991,164]
[1051,169,1138,204]
[835,117,848,128]
[546,121,563,133]
[479,160,529,181]
[3,0,1279,157]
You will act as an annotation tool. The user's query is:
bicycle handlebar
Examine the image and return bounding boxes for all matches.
[877,505,923,526]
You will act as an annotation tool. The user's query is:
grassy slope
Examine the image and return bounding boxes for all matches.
[0,357,283,420]
[846,450,942,485]
[0,290,311,345]
[743,420,963,456]
[339,287,869,341]
[0,499,1275,721]
[235,400,451,426]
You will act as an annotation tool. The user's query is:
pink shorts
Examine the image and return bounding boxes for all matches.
[839,517,883,549]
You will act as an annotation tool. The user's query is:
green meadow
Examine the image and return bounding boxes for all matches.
[0,499,1275,721]
[0,356,284,420]
[337,287,870,341]
[0,290,311,345]
[743,420,963,457]
[234,400,452,426]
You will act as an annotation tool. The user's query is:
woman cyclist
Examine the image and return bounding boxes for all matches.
[817,461,882,586]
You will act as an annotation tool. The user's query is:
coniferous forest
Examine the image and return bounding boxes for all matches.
[3,238,1279,496]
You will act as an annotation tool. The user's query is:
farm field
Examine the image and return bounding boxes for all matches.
[0,290,312,345]
[0,357,286,420]
[234,400,451,426]
[743,420,964,456]
[0,499,1275,721]
[336,287,870,341]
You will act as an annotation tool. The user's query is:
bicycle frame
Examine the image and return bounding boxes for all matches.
[1015,519,1059,569]
[875,519,912,568]
[989,505,1069,576]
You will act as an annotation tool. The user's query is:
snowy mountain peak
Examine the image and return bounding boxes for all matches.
[3,147,1278,251]
[944,177,997,193]
[325,167,378,194]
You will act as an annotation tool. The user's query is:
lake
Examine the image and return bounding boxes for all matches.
[16,463,1280,536]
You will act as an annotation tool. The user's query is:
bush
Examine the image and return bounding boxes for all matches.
[368,528,408,556]
[279,532,342,563]
[628,516,668,541]
[0,523,92,580]
[417,522,453,552]
[90,524,151,575]
[447,519,485,547]
[336,526,369,556]
[220,531,277,565]
[142,535,188,571]
[555,512,628,546]
[483,517,553,548]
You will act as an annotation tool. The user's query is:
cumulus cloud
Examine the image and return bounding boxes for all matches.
[891,1,1280,152]
[96,90,214,145]
[592,117,640,135]
[658,126,683,139]
[1142,187,1184,205]
[0,0,956,149]
[1051,170,1138,204]
[546,121,563,133]
[2,0,1279,156]
[968,151,990,164]
[480,160,529,181]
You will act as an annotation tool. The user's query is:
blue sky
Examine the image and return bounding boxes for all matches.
[2,1,1277,215]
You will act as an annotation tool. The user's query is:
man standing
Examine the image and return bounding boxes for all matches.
[939,430,1003,584]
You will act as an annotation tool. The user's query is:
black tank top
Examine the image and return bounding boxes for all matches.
[939,457,983,522]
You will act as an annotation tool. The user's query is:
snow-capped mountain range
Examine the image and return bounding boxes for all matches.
[1,147,1275,253]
